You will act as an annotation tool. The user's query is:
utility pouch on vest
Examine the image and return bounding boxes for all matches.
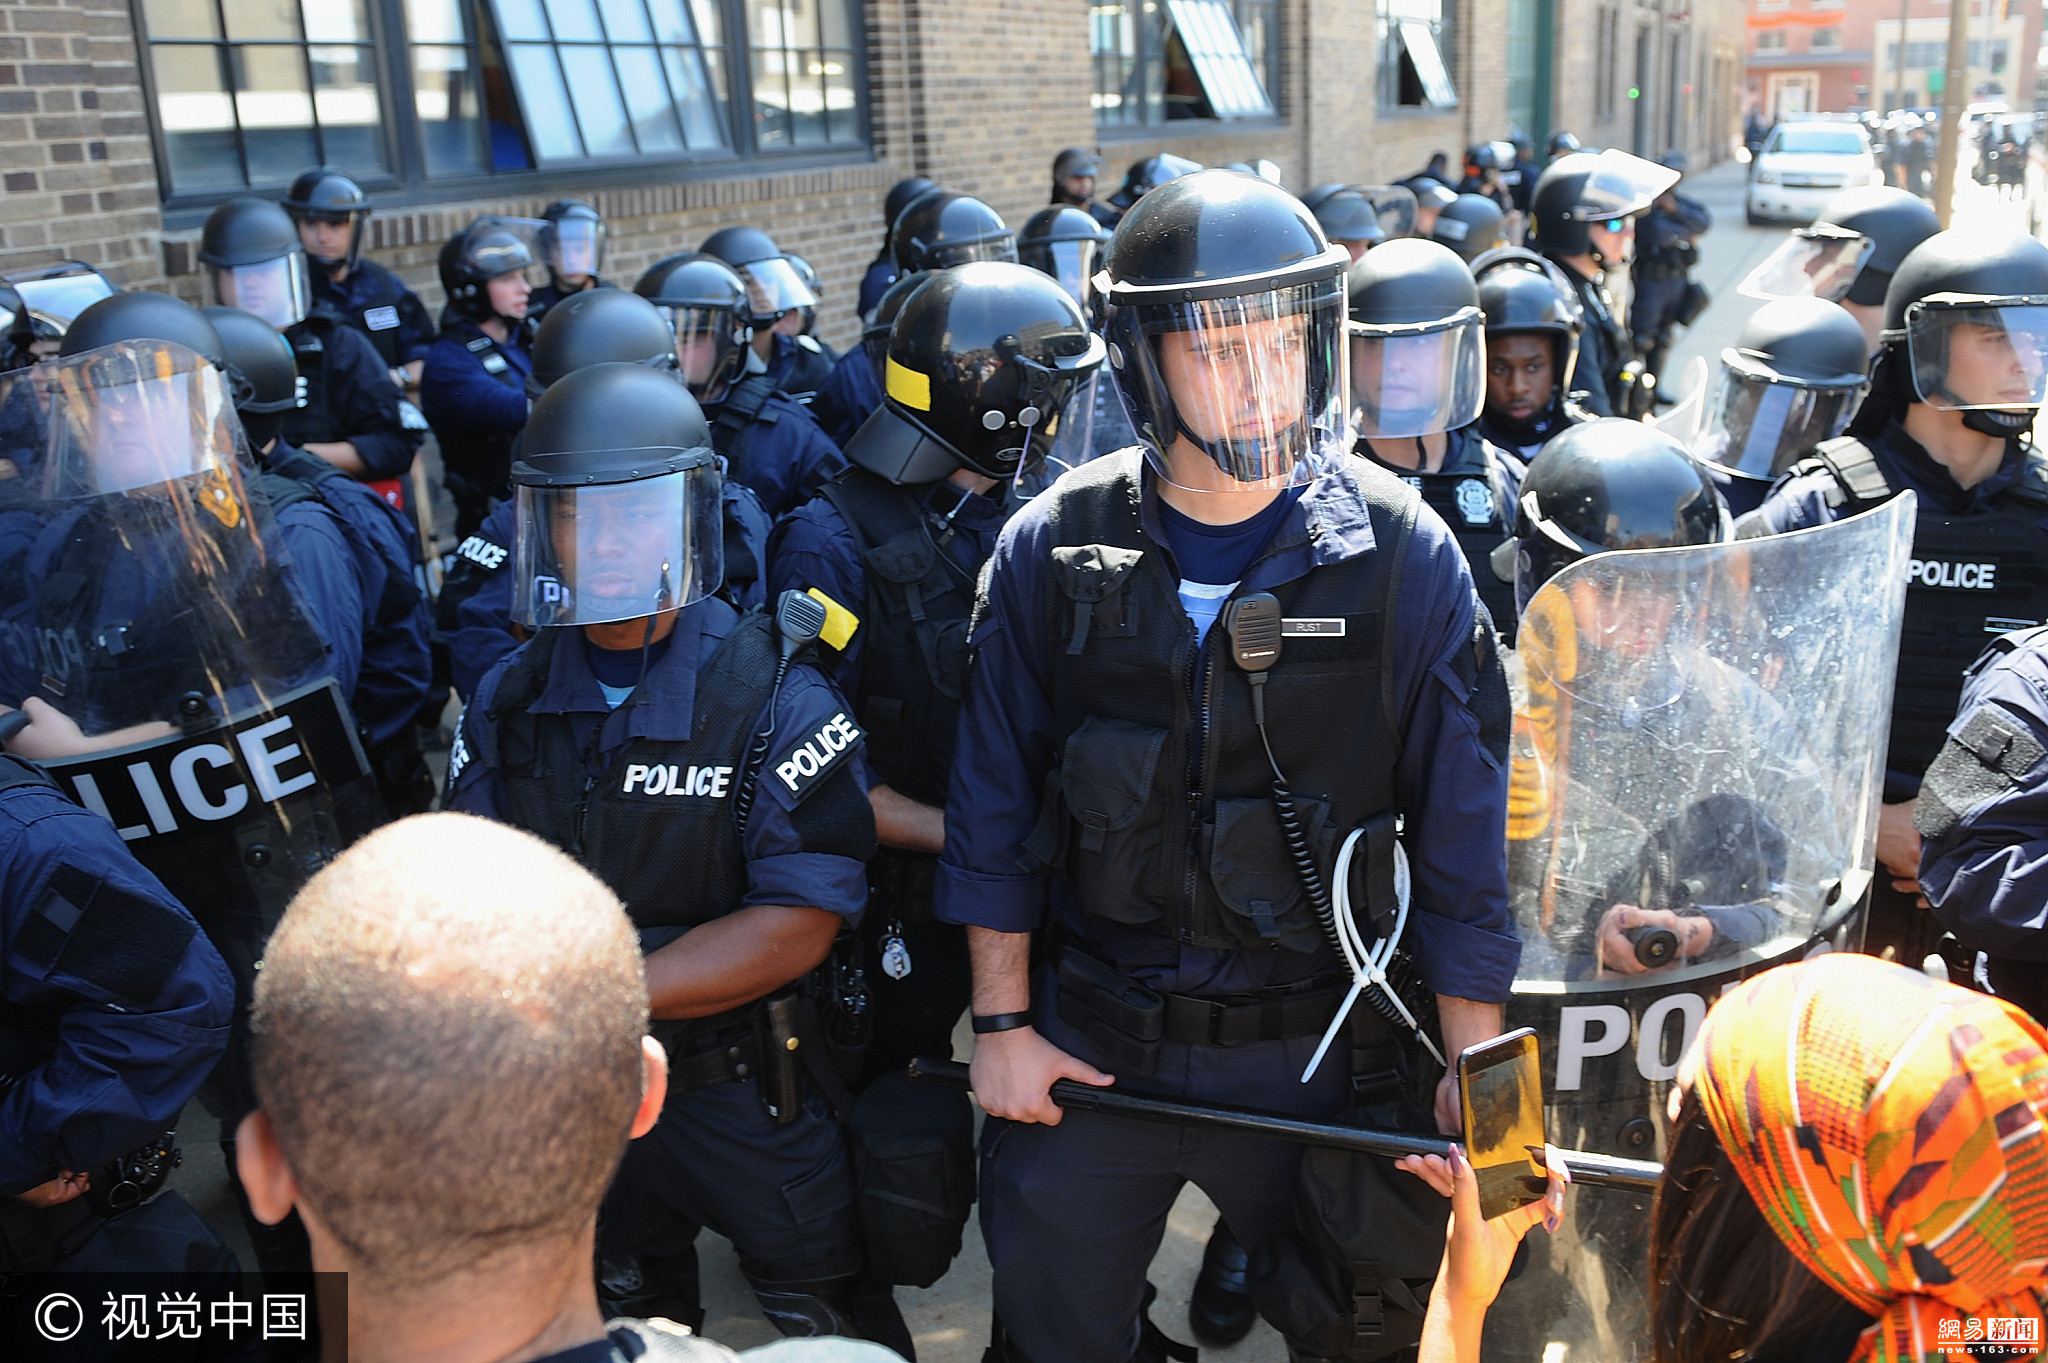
[1054,945,1166,1077]
[1022,715,1171,928]
[1208,795,1336,954]
[1048,543,1144,653]
[760,991,804,1125]
[846,1068,976,1289]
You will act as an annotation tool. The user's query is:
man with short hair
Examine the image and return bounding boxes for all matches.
[237,812,902,1363]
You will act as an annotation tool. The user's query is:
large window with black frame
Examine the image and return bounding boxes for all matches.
[134,0,866,204]
[1377,0,1457,109]
[1091,0,1279,127]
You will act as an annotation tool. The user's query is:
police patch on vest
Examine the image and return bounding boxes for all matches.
[480,354,509,375]
[772,711,864,803]
[1909,559,1998,590]
[364,305,400,331]
[456,534,509,571]
[1455,478,1494,526]
[620,762,734,800]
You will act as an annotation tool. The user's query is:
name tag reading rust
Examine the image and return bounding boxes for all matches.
[1281,618,1346,637]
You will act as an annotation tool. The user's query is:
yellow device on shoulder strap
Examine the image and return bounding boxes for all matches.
[805,587,861,651]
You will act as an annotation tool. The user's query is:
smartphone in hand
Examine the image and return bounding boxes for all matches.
[1459,1027,1548,1220]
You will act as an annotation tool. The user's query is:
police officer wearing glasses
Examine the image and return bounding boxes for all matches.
[936,169,1518,1363]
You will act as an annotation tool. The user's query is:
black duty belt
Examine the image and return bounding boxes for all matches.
[1162,980,1349,1045]
[665,1029,764,1091]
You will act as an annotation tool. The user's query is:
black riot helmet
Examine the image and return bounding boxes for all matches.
[61,291,228,370]
[439,217,536,325]
[530,287,676,392]
[1465,142,1505,173]
[1816,187,1941,307]
[1365,184,1420,240]
[1108,153,1203,210]
[1510,417,1728,614]
[2,260,118,354]
[280,165,371,272]
[1347,237,1487,440]
[1476,247,1582,396]
[1431,193,1506,263]
[699,225,815,327]
[1530,149,1679,261]
[783,254,822,335]
[635,254,750,401]
[891,193,1018,274]
[202,305,299,449]
[1875,229,2048,439]
[1400,175,1458,214]
[885,177,941,231]
[1697,298,1869,486]
[862,269,928,379]
[1306,187,1385,255]
[511,363,722,629]
[1018,205,1112,310]
[199,197,312,330]
[1103,169,1351,492]
[1546,131,1581,161]
[538,199,606,283]
[864,261,1105,484]
[1053,147,1104,206]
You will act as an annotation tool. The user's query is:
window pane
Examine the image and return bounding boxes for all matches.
[412,43,484,174]
[750,0,818,51]
[646,0,695,42]
[233,45,319,180]
[507,43,582,157]
[223,0,301,41]
[404,0,465,43]
[542,0,603,41]
[495,0,550,41]
[311,44,387,170]
[301,0,371,43]
[596,0,652,41]
[824,50,855,141]
[661,44,726,147]
[613,45,683,150]
[789,47,826,145]
[142,0,221,41]
[153,45,243,188]
[751,44,789,146]
[558,45,635,154]
[690,0,720,46]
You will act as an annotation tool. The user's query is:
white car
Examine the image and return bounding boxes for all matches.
[1746,122,1886,225]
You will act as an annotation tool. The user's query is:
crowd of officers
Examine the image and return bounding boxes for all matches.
[3,128,2048,1363]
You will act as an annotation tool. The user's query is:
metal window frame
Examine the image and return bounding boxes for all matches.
[1092,0,1283,129]
[1397,19,1457,106]
[1162,0,1275,119]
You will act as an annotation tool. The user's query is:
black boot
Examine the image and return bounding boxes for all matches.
[1188,1218,1255,1346]
[596,1248,705,1334]
[743,1268,917,1361]
[1140,1281,1200,1361]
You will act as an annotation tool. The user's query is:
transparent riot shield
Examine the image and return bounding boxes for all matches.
[0,341,383,1116]
[1486,496,1913,1363]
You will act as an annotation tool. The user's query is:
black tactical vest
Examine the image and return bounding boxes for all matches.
[280,308,349,450]
[334,261,415,370]
[777,336,837,401]
[816,469,990,806]
[1379,435,1520,646]
[482,616,777,932]
[1021,455,1413,952]
[1802,436,2048,780]
[709,373,783,489]
[264,447,421,632]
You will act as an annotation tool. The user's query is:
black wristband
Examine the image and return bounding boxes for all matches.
[971,1010,1034,1035]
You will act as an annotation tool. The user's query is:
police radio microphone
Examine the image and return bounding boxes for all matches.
[735,591,831,835]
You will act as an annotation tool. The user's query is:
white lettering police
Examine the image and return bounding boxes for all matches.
[776,712,862,795]
[456,536,509,571]
[622,763,734,799]
[1552,994,1708,1090]
[65,716,317,843]
[1909,559,1998,590]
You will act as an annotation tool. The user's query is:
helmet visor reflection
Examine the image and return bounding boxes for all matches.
[546,218,607,277]
[1045,239,1099,308]
[1737,228,1875,304]
[1348,310,1487,439]
[1696,365,1864,479]
[929,236,1020,269]
[512,459,722,628]
[210,254,311,330]
[668,305,744,397]
[738,256,818,318]
[11,271,117,334]
[1905,301,2048,411]
[1567,149,1681,221]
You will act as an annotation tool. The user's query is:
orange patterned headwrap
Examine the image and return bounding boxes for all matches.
[1694,954,2048,1362]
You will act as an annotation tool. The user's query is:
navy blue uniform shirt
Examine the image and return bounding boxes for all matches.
[446,596,873,921]
[1741,416,2046,800]
[310,258,434,368]
[1919,630,2048,956]
[286,310,424,480]
[268,480,367,703]
[814,348,882,448]
[932,452,1521,1003]
[857,260,896,323]
[420,318,533,450]
[710,383,846,520]
[0,773,233,1193]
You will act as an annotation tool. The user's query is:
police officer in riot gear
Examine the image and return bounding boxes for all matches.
[1530,149,1681,417]
[1691,297,1869,517]
[421,216,538,539]
[860,177,941,322]
[1401,175,1458,239]
[1474,248,1593,465]
[0,261,117,372]
[1,301,388,1275]
[208,303,437,813]
[1742,186,1940,356]
[1431,193,1507,264]
[700,226,836,401]
[777,255,837,363]
[1744,229,2048,973]
[1350,237,1525,643]
[771,261,1103,1085]
[1504,132,1539,215]
[1302,185,1385,263]
[1545,131,1581,164]
[201,197,424,485]
[1456,143,1516,216]
[891,193,1020,276]
[1018,205,1112,311]
[936,169,1517,1363]
[1052,147,1121,230]
[445,361,911,1353]
[816,271,926,449]
[530,199,608,323]
[439,286,773,703]
[1015,209,1140,470]
[635,254,844,518]
[1629,153,1712,400]
[283,165,434,388]
[1107,154,1202,214]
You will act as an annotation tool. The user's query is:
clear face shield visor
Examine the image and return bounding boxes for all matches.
[1566,148,1682,220]
[8,268,117,338]
[928,234,1020,270]
[1696,355,1866,481]
[207,252,312,330]
[37,341,245,499]
[1348,309,1487,440]
[737,256,818,320]
[1737,226,1875,304]
[544,217,607,278]
[1904,297,2048,412]
[1110,279,1350,494]
[466,218,545,284]
[1370,188,1420,240]
[1023,239,1102,310]
[512,453,723,628]
[665,304,746,398]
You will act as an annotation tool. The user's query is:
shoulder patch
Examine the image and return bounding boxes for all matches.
[768,709,865,805]
[363,305,400,331]
[455,534,510,571]
[17,862,198,1006]
[465,336,496,354]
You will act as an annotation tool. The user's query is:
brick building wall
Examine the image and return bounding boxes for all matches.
[0,0,1750,359]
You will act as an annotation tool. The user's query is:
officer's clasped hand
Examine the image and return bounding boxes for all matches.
[966,1026,1113,1127]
